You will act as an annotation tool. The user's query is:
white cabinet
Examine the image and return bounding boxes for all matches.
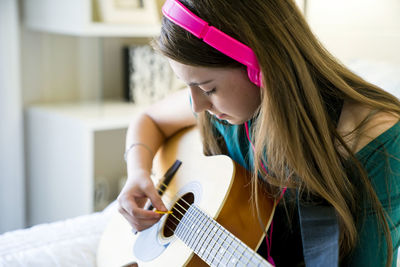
[21,0,162,227]
[26,101,143,226]
[21,0,160,227]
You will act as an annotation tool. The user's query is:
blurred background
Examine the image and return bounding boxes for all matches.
[1,0,399,234]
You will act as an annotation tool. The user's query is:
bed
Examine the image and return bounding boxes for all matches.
[0,60,399,267]
[0,202,117,267]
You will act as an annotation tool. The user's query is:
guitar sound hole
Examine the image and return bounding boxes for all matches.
[163,192,194,238]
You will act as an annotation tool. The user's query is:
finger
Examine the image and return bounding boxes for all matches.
[119,198,161,220]
[145,184,168,212]
[119,208,161,232]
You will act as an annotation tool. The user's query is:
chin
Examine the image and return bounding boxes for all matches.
[225,118,244,125]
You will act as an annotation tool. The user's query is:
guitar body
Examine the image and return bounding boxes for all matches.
[97,127,275,267]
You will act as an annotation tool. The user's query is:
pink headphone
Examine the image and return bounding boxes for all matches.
[162,0,263,87]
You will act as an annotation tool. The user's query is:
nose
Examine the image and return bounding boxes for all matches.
[189,87,211,113]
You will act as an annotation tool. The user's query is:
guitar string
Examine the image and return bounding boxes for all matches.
[157,181,265,265]
[138,178,254,266]
[151,184,265,266]
[148,176,265,265]
[159,191,263,267]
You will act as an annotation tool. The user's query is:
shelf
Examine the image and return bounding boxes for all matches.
[27,101,145,131]
[22,0,161,37]
[25,22,161,37]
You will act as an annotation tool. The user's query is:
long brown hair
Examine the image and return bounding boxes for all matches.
[154,0,400,264]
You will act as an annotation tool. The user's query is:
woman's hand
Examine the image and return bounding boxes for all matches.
[117,169,168,232]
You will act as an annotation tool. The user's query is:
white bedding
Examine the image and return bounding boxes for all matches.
[0,203,116,267]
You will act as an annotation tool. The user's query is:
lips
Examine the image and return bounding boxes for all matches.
[215,113,227,120]
[208,111,227,120]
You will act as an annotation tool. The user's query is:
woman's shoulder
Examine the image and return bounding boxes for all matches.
[337,101,400,154]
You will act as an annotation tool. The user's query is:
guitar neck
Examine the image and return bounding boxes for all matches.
[175,205,271,267]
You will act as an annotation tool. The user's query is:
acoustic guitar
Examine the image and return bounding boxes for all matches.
[97,127,275,267]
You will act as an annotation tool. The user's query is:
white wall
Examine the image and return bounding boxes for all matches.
[0,0,26,233]
[307,0,400,64]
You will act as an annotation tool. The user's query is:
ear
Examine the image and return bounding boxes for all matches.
[247,67,263,87]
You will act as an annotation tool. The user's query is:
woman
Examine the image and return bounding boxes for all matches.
[118,0,400,266]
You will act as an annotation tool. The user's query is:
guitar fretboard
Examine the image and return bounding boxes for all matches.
[175,205,272,267]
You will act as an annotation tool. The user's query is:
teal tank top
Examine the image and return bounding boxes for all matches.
[213,120,400,266]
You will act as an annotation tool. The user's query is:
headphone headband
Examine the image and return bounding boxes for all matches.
[162,0,263,87]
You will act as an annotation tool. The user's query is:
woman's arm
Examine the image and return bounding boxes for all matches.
[118,88,196,232]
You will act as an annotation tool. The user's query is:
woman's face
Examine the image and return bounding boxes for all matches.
[169,59,261,125]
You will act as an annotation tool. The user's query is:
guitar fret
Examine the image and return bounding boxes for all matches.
[209,224,228,266]
[194,206,235,267]
[200,221,218,264]
[195,206,249,267]
[230,237,242,266]
[222,234,235,265]
[193,207,217,263]
[182,206,199,248]
[198,224,214,260]
[252,250,266,266]
[215,229,230,266]
[184,209,196,244]
[187,207,205,249]
[192,212,211,255]
[237,238,249,266]
[242,244,254,267]
[175,203,192,239]
[204,220,221,265]
[175,205,272,267]
[254,255,266,266]
[174,216,183,238]
[177,205,210,256]
[251,247,270,266]
[175,213,185,241]
[185,208,198,245]
[175,208,190,241]
[176,206,196,244]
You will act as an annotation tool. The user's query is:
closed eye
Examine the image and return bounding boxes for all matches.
[203,88,216,96]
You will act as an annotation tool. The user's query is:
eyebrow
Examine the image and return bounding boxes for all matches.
[188,79,213,86]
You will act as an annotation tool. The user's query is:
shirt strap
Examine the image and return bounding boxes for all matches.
[298,196,339,266]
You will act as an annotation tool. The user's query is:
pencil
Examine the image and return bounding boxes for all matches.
[154,210,173,214]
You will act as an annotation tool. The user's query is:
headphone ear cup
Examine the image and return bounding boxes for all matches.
[247,67,263,87]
